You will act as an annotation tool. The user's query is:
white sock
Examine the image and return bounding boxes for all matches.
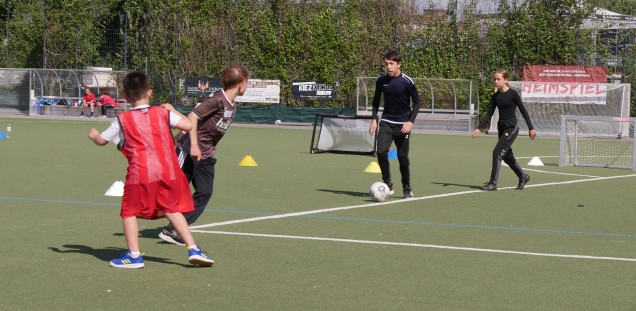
[130,251,141,258]
[187,245,199,251]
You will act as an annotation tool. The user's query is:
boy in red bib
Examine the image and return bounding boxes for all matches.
[88,72,214,268]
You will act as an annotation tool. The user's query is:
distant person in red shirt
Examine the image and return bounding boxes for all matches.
[98,91,117,118]
[80,88,96,118]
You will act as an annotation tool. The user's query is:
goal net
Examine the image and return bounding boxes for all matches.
[489,82,631,137]
[310,114,376,155]
[356,77,479,132]
[560,115,636,170]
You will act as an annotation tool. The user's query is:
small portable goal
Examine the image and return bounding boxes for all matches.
[310,114,377,155]
[559,115,636,170]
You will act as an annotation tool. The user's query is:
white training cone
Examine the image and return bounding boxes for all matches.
[105,181,124,196]
[527,156,544,166]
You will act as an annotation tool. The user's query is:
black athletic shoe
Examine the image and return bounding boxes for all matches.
[516,175,531,190]
[403,186,414,199]
[159,228,185,246]
[480,183,497,191]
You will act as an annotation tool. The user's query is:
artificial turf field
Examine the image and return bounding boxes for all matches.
[1,116,635,310]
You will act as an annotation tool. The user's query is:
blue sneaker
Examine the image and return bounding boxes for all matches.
[109,251,144,269]
[188,246,215,267]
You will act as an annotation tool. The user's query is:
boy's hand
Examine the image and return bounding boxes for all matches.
[161,103,175,111]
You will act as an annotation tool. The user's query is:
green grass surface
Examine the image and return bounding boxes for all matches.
[1,117,635,310]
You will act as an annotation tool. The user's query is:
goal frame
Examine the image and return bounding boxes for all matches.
[310,113,377,156]
[559,115,636,170]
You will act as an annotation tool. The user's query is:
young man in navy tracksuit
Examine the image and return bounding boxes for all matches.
[369,50,421,199]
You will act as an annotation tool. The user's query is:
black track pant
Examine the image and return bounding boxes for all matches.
[376,121,411,190]
[488,123,525,184]
[165,153,216,231]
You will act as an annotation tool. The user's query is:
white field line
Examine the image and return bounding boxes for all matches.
[523,168,600,178]
[189,174,636,230]
[191,230,636,262]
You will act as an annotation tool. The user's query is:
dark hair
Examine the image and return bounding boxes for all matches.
[122,72,150,101]
[221,63,249,89]
[101,91,110,96]
[384,50,402,63]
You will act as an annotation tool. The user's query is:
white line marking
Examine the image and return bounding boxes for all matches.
[192,230,636,262]
[190,174,636,230]
[523,168,600,178]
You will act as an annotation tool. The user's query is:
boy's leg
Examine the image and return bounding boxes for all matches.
[165,212,214,267]
[184,157,216,225]
[109,216,145,268]
[164,157,215,232]
[123,216,140,253]
[376,122,394,189]
[165,212,196,246]
[393,130,411,189]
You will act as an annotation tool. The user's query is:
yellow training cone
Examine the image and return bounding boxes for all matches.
[364,161,381,173]
[239,155,258,167]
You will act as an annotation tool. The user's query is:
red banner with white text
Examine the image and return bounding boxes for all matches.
[522,65,608,104]
[523,65,607,83]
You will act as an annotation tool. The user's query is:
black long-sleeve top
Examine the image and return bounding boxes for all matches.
[478,88,534,130]
[371,72,421,123]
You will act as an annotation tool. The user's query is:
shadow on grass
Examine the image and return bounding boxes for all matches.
[112,228,162,239]
[431,181,483,189]
[316,188,369,198]
[49,244,191,267]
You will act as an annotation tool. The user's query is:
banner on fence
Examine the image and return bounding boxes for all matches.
[523,65,608,83]
[184,77,223,97]
[291,81,338,100]
[520,82,607,105]
[237,79,280,104]
[521,65,609,104]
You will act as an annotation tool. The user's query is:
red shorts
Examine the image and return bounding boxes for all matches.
[120,180,194,220]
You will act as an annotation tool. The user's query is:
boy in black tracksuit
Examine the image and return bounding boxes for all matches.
[369,50,421,199]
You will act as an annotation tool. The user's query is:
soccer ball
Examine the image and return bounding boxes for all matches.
[369,182,391,202]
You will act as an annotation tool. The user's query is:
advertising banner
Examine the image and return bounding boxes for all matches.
[522,65,609,104]
[523,65,608,83]
[291,81,338,100]
[520,82,607,105]
[236,79,280,104]
[184,77,223,97]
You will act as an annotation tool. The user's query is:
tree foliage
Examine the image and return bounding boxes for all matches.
[0,0,632,115]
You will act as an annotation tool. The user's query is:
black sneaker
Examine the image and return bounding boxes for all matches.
[516,175,531,190]
[480,183,497,191]
[402,186,414,199]
[159,228,185,246]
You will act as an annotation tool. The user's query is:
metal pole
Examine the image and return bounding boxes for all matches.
[123,0,128,71]
[42,0,46,69]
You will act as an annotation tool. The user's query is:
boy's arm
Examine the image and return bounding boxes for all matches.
[88,128,108,146]
[162,103,192,132]
[188,112,202,161]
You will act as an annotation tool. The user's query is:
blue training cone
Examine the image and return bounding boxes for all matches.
[0,131,6,139]
[388,149,397,159]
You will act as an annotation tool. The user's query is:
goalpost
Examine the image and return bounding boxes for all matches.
[560,115,636,170]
